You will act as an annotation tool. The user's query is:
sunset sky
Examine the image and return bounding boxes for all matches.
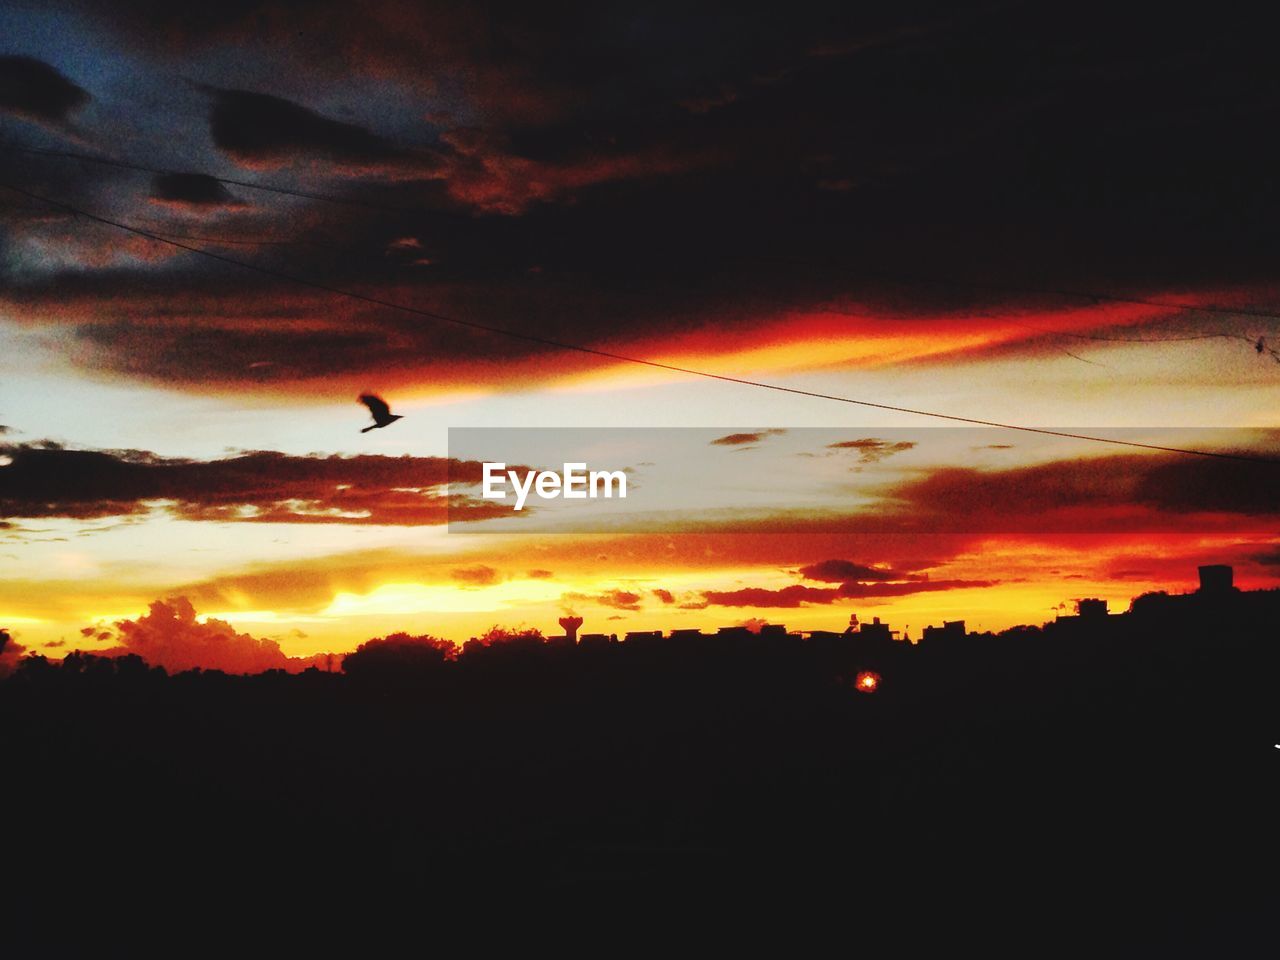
[2,1,1278,670]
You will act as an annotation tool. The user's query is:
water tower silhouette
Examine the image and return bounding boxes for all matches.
[559,616,583,644]
[1197,565,1234,595]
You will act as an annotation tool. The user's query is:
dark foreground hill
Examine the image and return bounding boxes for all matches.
[3,592,1277,949]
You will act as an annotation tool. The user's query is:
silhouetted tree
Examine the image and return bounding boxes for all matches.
[342,632,456,677]
[13,653,51,678]
[461,624,545,657]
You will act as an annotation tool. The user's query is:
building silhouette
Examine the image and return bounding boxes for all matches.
[857,616,898,642]
[624,630,663,644]
[539,565,1270,649]
[1076,599,1108,619]
[922,619,966,642]
[669,629,708,641]
[1197,564,1234,595]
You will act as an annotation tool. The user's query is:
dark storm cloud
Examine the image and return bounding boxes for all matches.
[3,261,799,391]
[797,559,917,583]
[206,87,421,172]
[44,6,1280,253]
[701,578,993,608]
[880,452,1280,532]
[834,579,995,598]
[0,55,89,126]
[1131,457,1280,516]
[5,3,1280,388]
[0,444,508,525]
[702,585,836,608]
[72,315,410,386]
[149,172,241,208]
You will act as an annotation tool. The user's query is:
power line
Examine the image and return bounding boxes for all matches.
[116,230,319,247]
[1000,317,1278,359]
[3,177,1278,465]
[60,208,1280,357]
[4,143,414,214]
[22,173,1255,367]
[1015,320,1280,362]
[127,224,345,249]
[846,263,1280,325]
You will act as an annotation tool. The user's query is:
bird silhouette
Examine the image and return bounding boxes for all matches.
[359,394,403,433]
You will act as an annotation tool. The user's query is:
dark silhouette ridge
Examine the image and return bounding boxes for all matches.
[2,568,1276,943]
[358,393,402,432]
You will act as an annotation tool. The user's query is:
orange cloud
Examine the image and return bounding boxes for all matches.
[0,445,511,525]
[438,126,706,214]
[0,628,26,677]
[451,565,502,586]
[96,597,326,674]
[5,236,1246,398]
[702,578,995,608]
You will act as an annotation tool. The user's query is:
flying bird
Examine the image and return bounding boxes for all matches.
[359,394,403,433]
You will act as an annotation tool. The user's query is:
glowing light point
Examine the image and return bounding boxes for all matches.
[855,671,881,693]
